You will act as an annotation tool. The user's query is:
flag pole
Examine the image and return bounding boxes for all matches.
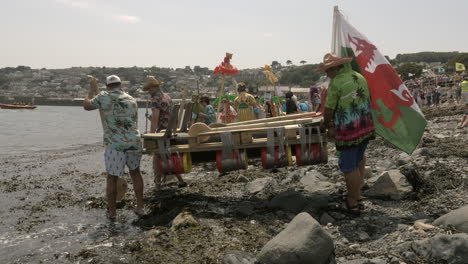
[216,74,226,121]
[331,6,339,53]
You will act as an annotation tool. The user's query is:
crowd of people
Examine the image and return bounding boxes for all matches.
[82,56,467,219]
[190,85,323,125]
[405,73,467,108]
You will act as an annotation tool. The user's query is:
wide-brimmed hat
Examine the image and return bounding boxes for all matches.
[315,53,353,72]
[143,76,164,91]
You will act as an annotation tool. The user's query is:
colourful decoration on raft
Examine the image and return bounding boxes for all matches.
[214,53,239,75]
[262,64,279,84]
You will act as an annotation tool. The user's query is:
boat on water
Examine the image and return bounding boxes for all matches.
[0,103,37,109]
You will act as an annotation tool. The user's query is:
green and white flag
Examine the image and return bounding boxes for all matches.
[331,6,426,153]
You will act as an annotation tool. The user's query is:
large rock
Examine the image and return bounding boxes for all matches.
[246,177,276,194]
[412,147,429,157]
[222,250,256,264]
[299,170,335,193]
[171,211,198,231]
[412,233,468,263]
[257,212,335,264]
[365,170,412,200]
[269,190,307,213]
[433,205,468,233]
[396,152,412,166]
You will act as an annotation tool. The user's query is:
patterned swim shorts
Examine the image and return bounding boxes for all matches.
[104,148,142,176]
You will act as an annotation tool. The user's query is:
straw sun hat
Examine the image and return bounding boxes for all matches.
[143,76,164,91]
[315,53,353,72]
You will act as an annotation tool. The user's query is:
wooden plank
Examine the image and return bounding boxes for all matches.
[215,112,321,127]
[144,134,328,154]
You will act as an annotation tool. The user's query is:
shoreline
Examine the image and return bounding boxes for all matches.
[0,106,466,263]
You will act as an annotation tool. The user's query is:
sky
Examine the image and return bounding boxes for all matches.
[1,0,466,69]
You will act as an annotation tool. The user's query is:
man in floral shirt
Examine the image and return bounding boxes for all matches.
[143,76,187,191]
[317,53,375,215]
[84,75,144,220]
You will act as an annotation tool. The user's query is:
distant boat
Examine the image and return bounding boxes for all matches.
[0,103,37,109]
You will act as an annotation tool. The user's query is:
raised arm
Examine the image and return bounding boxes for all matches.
[83,77,98,111]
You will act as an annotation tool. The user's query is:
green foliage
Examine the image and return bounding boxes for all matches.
[279,64,322,87]
[395,52,461,64]
[446,53,468,71]
[286,60,293,66]
[396,63,424,80]
[271,61,281,69]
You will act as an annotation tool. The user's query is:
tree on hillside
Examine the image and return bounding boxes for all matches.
[271,61,281,69]
[395,52,461,64]
[286,60,293,66]
[300,60,307,65]
[446,53,468,72]
[279,64,322,87]
[396,63,424,80]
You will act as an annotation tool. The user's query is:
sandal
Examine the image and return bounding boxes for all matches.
[336,199,361,216]
[342,195,365,210]
[134,208,145,217]
[106,211,116,221]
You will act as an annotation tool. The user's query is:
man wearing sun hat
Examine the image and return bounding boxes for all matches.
[143,76,187,191]
[83,75,144,220]
[317,53,375,214]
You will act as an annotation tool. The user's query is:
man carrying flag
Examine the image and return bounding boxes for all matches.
[318,53,375,215]
[330,6,426,154]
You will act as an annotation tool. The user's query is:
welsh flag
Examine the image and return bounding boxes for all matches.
[331,6,426,154]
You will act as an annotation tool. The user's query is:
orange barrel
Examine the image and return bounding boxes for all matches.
[157,153,186,175]
[261,146,293,169]
[295,143,328,166]
[216,150,248,173]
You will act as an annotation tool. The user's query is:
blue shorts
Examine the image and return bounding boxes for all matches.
[337,142,368,173]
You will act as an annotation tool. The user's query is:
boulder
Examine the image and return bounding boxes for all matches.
[396,152,412,166]
[320,212,335,225]
[269,190,307,213]
[412,147,429,157]
[412,233,468,263]
[299,171,335,193]
[222,251,256,264]
[365,170,412,200]
[341,259,370,264]
[171,211,198,231]
[246,177,276,194]
[257,212,335,264]
[433,205,468,233]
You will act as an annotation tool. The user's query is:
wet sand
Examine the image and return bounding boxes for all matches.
[0,106,467,264]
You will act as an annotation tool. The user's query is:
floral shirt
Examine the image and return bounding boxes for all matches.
[90,89,142,152]
[151,90,173,132]
[325,67,375,150]
[204,105,216,125]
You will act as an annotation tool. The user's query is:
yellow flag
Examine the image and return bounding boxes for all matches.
[456,62,466,71]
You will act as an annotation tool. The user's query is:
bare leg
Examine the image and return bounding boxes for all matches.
[129,168,144,210]
[359,155,366,189]
[344,168,361,208]
[106,174,118,218]
[153,155,162,191]
[176,174,187,187]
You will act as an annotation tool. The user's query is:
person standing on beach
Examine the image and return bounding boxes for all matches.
[83,75,144,219]
[234,83,256,122]
[317,53,375,215]
[143,76,187,191]
[458,76,468,128]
